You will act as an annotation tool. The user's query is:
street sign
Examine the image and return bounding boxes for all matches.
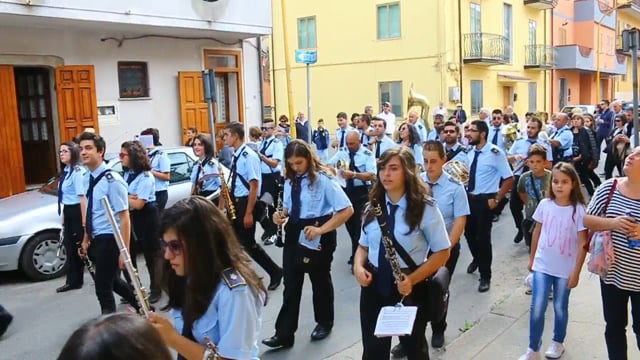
[295,49,317,64]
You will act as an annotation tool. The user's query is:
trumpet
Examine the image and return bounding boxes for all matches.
[442,160,470,185]
[219,164,237,220]
[101,197,151,317]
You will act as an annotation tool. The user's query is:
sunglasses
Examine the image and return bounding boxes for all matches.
[492,116,501,120]
[162,240,183,255]
[119,152,129,159]
[615,120,623,123]
[261,126,274,131]
[443,130,457,134]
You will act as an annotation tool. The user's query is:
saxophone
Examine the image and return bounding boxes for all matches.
[101,196,151,317]
[219,164,237,220]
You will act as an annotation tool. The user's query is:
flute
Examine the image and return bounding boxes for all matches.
[101,196,152,317]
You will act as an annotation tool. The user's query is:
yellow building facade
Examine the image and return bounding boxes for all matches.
[615,2,640,101]
[271,0,554,130]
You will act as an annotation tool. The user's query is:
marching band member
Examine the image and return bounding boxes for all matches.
[391,141,469,357]
[56,141,88,293]
[507,118,553,244]
[441,121,470,164]
[407,111,428,144]
[257,118,284,245]
[427,114,445,141]
[371,117,399,158]
[149,197,266,360]
[487,110,507,152]
[465,121,513,293]
[355,147,450,359]
[327,130,376,265]
[397,122,424,169]
[121,141,162,304]
[190,134,220,200]
[140,128,171,213]
[356,113,375,148]
[223,122,283,291]
[263,140,353,348]
[332,112,354,152]
[77,132,139,314]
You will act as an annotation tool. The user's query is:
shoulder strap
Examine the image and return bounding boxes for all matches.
[601,179,618,216]
[373,200,419,271]
[194,156,211,184]
[86,169,112,196]
[528,175,541,202]
[447,146,463,161]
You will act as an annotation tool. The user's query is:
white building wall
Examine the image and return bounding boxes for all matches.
[0,24,263,150]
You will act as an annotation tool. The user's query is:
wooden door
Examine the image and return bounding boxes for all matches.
[178,71,210,142]
[0,65,26,197]
[55,65,99,142]
[15,68,57,184]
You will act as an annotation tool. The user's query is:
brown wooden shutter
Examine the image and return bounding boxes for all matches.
[0,65,26,197]
[56,65,99,142]
[178,71,210,144]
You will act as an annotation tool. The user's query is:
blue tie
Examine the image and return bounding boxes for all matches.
[492,128,499,145]
[347,152,356,189]
[85,174,96,236]
[377,202,399,297]
[340,130,345,148]
[467,150,481,193]
[57,169,67,215]
[290,176,303,222]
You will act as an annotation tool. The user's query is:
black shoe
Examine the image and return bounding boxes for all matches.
[261,228,277,241]
[310,324,332,341]
[347,257,353,265]
[478,279,490,293]
[262,335,294,348]
[513,229,523,244]
[268,270,283,291]
[274,236,284,248]
[56,284,82,293]
[120,297,129,305]
[390,343,406,358]
[0,311,13,338]
[431,331,445,348]
[492,214,499,222]
[263,236,275,246]
[149,290,162,304]
[466,261,478,274]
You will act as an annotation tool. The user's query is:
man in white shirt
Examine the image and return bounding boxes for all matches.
[432,101,448,118]
[376,102,397,136]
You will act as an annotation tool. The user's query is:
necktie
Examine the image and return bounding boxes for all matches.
[377,202,399,297]
[290,176,303,222]
[57,169,67,215]
[260,140,268,154]
[347,152,356,189]
[376,141,381,158]
[427,181,436,196]
[360,131,365,144]
[85,174,96,236]
[467,150,481,193]
[230,154,239,196]
[340,130,345,148]
[492,128,500,145]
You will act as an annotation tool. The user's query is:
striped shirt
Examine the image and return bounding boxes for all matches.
[586,178,640,291]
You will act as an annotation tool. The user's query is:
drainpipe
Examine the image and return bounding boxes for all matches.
[271,35,277,118]
[457,0,463,109]
[549,7,554,113]
[257,36,265,121]
[544,8,548,113]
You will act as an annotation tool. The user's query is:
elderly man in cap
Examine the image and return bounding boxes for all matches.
[454,103,467,125]
[376,101,397,136]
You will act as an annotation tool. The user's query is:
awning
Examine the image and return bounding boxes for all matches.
[498,72,532,82]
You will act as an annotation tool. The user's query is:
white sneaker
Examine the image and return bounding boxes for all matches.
[544,341,565,359]
[518,348,541,360]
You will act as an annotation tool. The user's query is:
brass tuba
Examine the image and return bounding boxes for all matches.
[501,123,519,151]
[407,85,430,131]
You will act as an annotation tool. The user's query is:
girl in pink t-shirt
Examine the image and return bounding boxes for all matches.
[519,163,589,360]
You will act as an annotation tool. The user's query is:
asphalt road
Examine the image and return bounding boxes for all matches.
[0,210,530,360]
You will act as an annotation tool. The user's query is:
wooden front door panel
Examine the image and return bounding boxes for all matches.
[56,66,99,142]
[0,65,26,197]
[178,71,210,143]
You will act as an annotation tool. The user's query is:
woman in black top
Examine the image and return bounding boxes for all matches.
[570,115,594,195]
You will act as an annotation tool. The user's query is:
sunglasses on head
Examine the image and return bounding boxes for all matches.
[162,240,183,255]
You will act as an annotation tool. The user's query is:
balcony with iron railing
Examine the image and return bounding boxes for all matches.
[523,0,558,10]
[524,45,555,69]
[618,0,640,16]
[462,33,510,65]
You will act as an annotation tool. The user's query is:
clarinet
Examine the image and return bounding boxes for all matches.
[371,201,405,284]
[274,180,285,248]
[101,196,152,317]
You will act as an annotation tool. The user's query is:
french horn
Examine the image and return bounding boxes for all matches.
[501,123,519,151]
[442,160,470,185]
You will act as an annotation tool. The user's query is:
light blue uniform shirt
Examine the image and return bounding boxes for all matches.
[148,148,170,192]
[487,125,506,151]
[406,143,424,167]
[170,281,262,360]
[230,144,261,197]
[191,158,221,192]
[283,172,352,219]
[327,145,377,187]
[427,128,441,142]
[375,136,399,158]
[551,125,574,158]
[359,194,450,267]
[60,165,88,205]
[258,136,284,174]
[420,173,470,232]
[334,126,354,151]
[359,127,373,147]
[467,144,513,195]
[444,143,471,166]
[508,137,553,176]
[126,171,156,202]
[87,162,128,237]
[414,122,428,143]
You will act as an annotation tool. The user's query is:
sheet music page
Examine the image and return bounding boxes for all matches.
[298,231,321,251]
[374,306,418,338]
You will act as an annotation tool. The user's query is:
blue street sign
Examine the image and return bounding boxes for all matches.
[295,49,317,64]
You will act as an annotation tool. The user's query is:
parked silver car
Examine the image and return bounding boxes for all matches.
[0,146,222,281]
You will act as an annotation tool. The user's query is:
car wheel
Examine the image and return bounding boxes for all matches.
[20,232,68,281]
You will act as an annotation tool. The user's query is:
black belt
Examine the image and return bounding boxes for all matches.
[199,189,218,197]
[62,203,81,208]
[467,192,497,200]
[155,190,167,193]
[366,261,410,274]
[293,214,332,228]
